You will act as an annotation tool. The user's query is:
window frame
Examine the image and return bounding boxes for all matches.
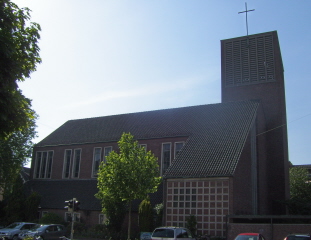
[65,212,80,222]
[174,142,184,159]
[161,142,171,175]
[72,149,82,178]
[34,150,54,179]
[63,149,72,179]
[92,147,102,178]
[99,214,107,224]
[103,146,112,163]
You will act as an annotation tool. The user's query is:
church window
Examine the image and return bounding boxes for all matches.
[174,142,184,158]
[103,146,112,163]
[72,149,81,178]
[161,143,171,174]
[63,149,72,178]
[140,144,147,152]
[34,151,53,179]
[99,214,107,224]
[92,147,102,177]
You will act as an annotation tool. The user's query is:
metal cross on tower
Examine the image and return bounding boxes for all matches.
[238,2,255,36]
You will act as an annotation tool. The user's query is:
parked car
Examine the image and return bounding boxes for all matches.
[234,233,266,240]
[0,222,36,240]
[284,234,311,240]
[151,227,195,240]
[19,224,67,240]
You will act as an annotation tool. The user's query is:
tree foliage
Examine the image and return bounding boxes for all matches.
[154,203,163,228]
[100,196,127,237]
[3,176,26,223]
[185,215,197,237]
[96,133,161,239]
[0,115,36,189]
[0,0,39,189]
[39,212,63,224]
[287,167,311,214]
[139,195,153,232]
[0,0,41,138]
[1,176,40,225]
[24,191,41,222]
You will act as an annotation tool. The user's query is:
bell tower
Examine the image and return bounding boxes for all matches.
[221,31,289,214]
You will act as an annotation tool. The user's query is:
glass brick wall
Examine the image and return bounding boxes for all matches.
[166,178,230,237]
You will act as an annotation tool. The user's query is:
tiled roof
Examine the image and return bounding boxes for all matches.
[36,101,259,178]
[164,101,258,178]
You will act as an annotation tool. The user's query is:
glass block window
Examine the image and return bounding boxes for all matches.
[166,179,229,237]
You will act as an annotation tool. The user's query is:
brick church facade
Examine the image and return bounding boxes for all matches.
[26,31,289,237]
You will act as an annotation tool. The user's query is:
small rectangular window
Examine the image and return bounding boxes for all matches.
[65,212,80,222]
[140,144,147,152]
[99,214,107,224]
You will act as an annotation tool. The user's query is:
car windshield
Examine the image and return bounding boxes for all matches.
[6,223,22,229]
[236,235,258,240]
[152,229,174,238]
[30,225,46,231]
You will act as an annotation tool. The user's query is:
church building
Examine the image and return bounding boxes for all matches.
[26,31,289,237]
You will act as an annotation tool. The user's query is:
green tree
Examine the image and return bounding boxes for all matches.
[154,203,163,228]
[287,167,311,214]
[4,176,26,223]
[0,114,36,190]
[25,191,41,222]
[100,196,127,238]
[96,133,161,239]
[0,0,41,138]
[185,215,197,237]
[139,195,153,232]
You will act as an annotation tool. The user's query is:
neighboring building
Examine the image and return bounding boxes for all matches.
[25,31,289,237]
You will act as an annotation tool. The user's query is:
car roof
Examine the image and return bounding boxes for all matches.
[238,233,261,236]
[155,227,187,229]
[288,234,310,237]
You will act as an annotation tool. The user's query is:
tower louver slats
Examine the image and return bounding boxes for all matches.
[224,32,276,86]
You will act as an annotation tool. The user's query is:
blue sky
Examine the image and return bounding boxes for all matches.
[13,0,311,165]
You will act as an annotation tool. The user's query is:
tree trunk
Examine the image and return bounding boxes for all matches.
[128,200,132,240]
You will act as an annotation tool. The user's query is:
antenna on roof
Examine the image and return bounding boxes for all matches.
[238,2,255,36]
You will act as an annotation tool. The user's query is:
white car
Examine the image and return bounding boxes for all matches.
[151,227,195,240]
[0,222,36,240]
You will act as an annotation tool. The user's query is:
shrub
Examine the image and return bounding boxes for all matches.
[139,196,153,232]
[39,212,63,224]
[185,215,197,237]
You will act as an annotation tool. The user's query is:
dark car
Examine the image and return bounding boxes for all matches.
[19,224,67,240]
[284,234,311,240]
[0,222,36,240]
[234,233,266,240]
